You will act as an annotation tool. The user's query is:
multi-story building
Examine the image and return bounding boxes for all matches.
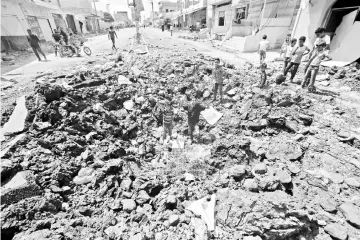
[114,11,130,26]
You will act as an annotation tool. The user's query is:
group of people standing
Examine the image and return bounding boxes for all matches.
[257,27,332,91]
[160,57,225,145]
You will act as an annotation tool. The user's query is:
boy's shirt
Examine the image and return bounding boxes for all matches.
[52,33,61,42]
[213,66,224,84]
[27,34,40,47]
[163,107,174,124]
[314,35,330,47]
[285,45,295,58]
[291,45,309,63]
[259,40,269,52]
[310,49,328,67]
[109,30,116,39]
[185,101,206,125]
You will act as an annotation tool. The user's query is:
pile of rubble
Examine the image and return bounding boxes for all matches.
[1,43,360,240]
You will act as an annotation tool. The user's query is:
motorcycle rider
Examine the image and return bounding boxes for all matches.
[69,32,81,56]
[52,29,62,57]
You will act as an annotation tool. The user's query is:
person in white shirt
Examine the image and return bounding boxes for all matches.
[306,27,331,61]
[170,25,174,36]
[258,35,270,63]
[284,38,297,72]
[284,36,310,82]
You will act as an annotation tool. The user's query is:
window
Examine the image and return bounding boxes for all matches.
[170,10,174,12]
[166,9,169,12]
[218,11,225,26]
[234,7,246,24]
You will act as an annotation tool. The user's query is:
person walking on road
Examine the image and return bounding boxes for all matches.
[108,26,118,51]
[27,29,47,62]
[161,24,165,32]
[52,29,62,57]
[170,25,174,36]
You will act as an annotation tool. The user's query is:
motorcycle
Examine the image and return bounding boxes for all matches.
[59,40,92,57]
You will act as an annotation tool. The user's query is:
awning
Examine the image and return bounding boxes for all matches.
[32,0,61,10]
[183,7,206,15]
[211,0,231,6]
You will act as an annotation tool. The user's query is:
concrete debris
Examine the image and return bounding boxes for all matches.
[1,41,360,240]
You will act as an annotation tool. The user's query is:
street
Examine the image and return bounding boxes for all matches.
[2,26,360,240]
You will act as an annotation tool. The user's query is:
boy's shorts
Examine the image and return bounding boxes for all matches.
[259,50,266,58]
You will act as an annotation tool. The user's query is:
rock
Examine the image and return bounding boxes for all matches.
[1,171,42,205]
[120,178,132,191]
[78,207,93,216]
[320,198,337,213]
[73,167,95,185]
[276,169,292,184]
[1,96,28,136]
[136,190,150,205]
[253,163,267,174]
[339,203,360,228]
[345,177,360,188]
[168,215,180,226]
[275,74,286,84]
[243,178,258,192]
[330,172,344,184]
[324,223,348,240]
[229,165,246,179]
[2,55,15,61]
[337,130,350,139]
[184,172,195,181]
[122,199,137,212]
[243,237,262,240]
[111,199,122,210]
[105,225,124,239]
[287,163,301,174]
[203,90,210,98]
[259,176,280,191]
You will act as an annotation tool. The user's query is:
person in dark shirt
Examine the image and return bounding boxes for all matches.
[59,28,68,45]
[52,29,62,57]
[183,93,206,143]
[27,29,47,61]
[108,26,118,50]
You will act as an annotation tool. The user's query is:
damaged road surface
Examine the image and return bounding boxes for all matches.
[1,37,360,240]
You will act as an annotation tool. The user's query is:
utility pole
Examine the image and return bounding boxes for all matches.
[93,0,99,33]
[260,0,267,31]
[151,0,154,26]
[133,0,140,43]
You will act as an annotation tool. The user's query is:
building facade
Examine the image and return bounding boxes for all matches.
[1,0,62,50]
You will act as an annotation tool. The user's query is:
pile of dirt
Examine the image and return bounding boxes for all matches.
[1,43,360,240]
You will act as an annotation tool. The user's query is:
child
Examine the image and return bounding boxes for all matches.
[280,34,291,58]
[212,58,225,103]
[184,93,206,144]
[301,39,331,92]
[108,26,118,50]
[284,36,310,82]
[162,100,174,144]
[258,35,270,62]
[284,38,297,72]
[258,61,267,88]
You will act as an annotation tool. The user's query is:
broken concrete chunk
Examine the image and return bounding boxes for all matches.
[0,96,28,139]
[1,171,42,205]
[253,163,267,174]
[187,194,216,231]
[122,199,137,212]
[339,203,360,228]
[324,223,348,240]
[201,107,223,125]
